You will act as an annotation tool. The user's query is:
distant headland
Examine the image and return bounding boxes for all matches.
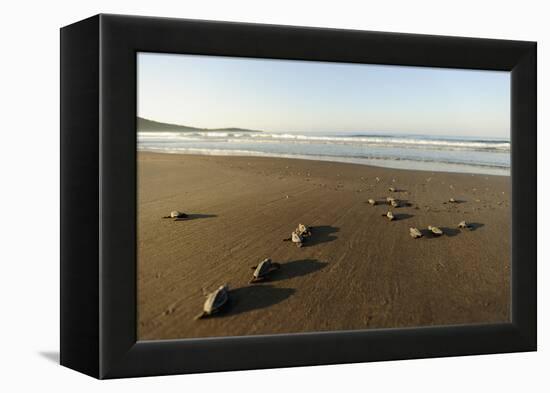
[137,117,262,133]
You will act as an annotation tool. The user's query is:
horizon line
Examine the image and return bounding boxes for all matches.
[137,116,510,140]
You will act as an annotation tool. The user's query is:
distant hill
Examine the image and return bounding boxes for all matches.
[137,117,261,133]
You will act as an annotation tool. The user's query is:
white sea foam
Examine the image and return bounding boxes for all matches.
[137,130,510,176]
[138,131,510,152]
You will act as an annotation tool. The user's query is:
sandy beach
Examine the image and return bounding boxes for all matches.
[137,152,511,341]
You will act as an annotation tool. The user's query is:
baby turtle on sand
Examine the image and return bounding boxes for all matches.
[297,223,312,238]
[388,187,396,192]
[383,211,395,221]
[428,225,444,236]
[410,227,423,238]
[291,231,304,247]
[283,230,305,247]
[458,221,472,229]
[250,258,281,283]
[162,210,188,219]
[195,284,229,320]
[283,223,312,247]
[368,198,376,206]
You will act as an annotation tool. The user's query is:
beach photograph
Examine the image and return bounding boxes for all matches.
[136,53,511,341]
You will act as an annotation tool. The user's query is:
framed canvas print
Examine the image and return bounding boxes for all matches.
[60,14,536,379]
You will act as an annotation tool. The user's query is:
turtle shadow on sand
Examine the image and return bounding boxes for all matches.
[419,222,484,239]
[384,198,412,208]
[175,213,217,221]
[304,226,339,247]
[210,285,295,317]
[393,213,414,221]
[269,259,328,282]
[437,227,461,237]
[421,227,460,238]
[419,228,446,239]
[396,199,413,208]
[467,222,485,231]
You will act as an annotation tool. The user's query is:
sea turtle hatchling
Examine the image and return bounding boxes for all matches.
[283,224,312,247]
[410,227,423,239]
[195,284,229,320]
[291,231,304,247]
[428,225,444,236]
[162,210,188,219]
[249,258,281,283]
[382,211,395,221]
[296,223,312,238]
[368,198,376,206]
[283,230,305,247]
[458,221,472,229]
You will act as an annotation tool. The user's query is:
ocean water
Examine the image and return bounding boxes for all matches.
[137,130,510,176]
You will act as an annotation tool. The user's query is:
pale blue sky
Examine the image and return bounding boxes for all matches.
[137,52,510,138]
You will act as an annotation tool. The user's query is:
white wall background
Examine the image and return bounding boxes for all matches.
[0,0,546,390]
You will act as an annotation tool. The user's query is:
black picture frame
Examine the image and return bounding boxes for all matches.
[60,14,536,379]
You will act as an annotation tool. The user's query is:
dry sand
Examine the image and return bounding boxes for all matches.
[137,152,511,340]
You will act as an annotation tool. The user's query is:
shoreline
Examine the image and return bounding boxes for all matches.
[138,152,511,340]
[137,148,511,177]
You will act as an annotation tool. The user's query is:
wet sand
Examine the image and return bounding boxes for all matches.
[137,152,511,340]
